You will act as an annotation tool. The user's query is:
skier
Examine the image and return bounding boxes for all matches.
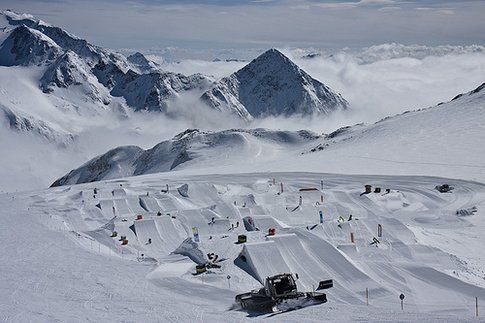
[348,214,353,221]
[147,238,152,245]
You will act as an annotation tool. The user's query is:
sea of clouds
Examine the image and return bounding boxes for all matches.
[1,44,485,192]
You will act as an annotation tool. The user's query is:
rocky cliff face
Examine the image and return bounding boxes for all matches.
[1,10,213,115]
[201,49,348,121]
[0,25,62,66]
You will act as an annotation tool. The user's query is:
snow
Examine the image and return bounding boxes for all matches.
[40,50,113,107]
[2,172,485,321]
[1,10,485,194]
[0,25,62,66]
[0,10,484,321]
[50,129,322,186]
[201,48,348,120]
[127,52,162,73]
[110,70,212,112]
[53,82,485,187]
[0,9,212,118]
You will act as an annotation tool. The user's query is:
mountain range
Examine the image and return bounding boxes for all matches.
[1,10,484,191]
[52,81,485,185]
[0,10,347,143]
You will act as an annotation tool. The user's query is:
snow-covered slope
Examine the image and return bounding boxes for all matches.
[0,103,74,146]
[52,82,485,186]
[201,48,349,120]
[299,82,485,180]
[40,50,112,106]
[3,172,485,321]
[0,25,62,66]
[51,129,321,186]
[3,10,129,68]
[111,70,212,112]
[127,52,161,73]
[0,10,213,119]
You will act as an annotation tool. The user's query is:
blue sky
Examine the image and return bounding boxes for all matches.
[2,0,485,50]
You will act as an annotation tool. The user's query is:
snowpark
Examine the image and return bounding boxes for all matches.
[2,172,484,321]
[1,6,485,322]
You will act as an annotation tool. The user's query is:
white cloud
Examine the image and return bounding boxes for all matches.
[2,46,485,192]
[163,45,485,133]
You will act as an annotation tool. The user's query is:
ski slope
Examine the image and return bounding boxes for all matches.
[1,172,485,321]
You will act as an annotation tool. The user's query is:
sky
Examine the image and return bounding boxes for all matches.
[2,0,485,51]
[1,0,485,192]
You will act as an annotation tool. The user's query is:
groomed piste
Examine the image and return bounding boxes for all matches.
[1,172,485,321]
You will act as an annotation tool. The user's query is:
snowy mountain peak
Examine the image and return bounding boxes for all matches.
[40,50,87,91]
[127,52,160,72]
[2,9,50,27]
[111,70,212,112]
[3,10,131,70]
[0,24,62,66]
[201,48,349,120]
[39,50,113,106]
[0,11,214,116]
[252,48,293,65]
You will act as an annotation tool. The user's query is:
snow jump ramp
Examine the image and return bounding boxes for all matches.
[234,241,291,284]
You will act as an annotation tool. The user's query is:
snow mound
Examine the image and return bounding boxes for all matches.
[4,171,485,320]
